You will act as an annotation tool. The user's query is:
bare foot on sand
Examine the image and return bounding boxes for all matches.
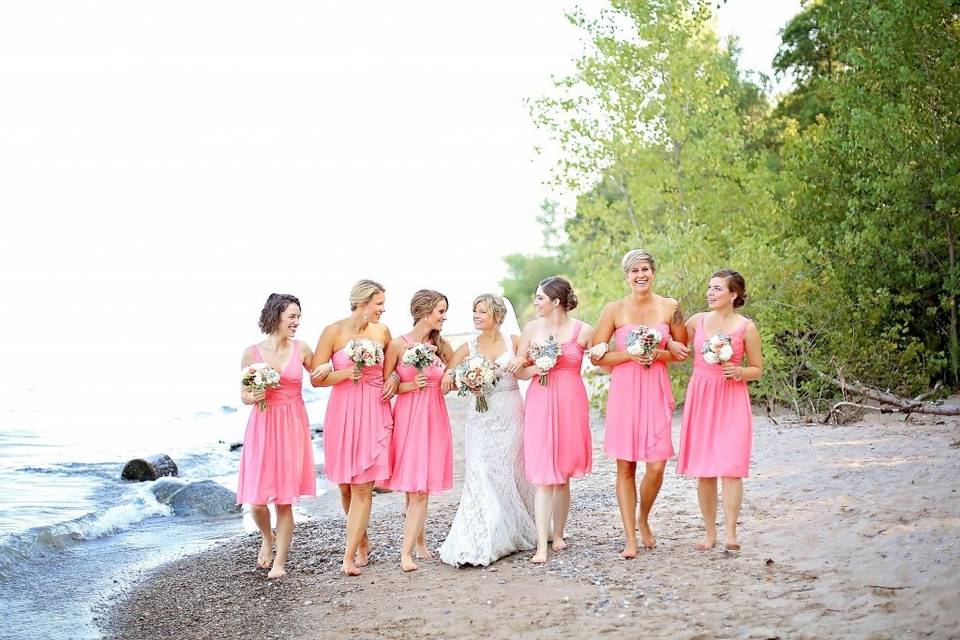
[551,538,569,552]
[400,554,419,572]
[724,537,741,551]
[620,538,638,559]
[531,548,548,563]
[341,560,362,576]
[695,535,716,551]
[637,521,657,549]
[356,540,371,567]
[267,564,286,580]
[415,543,433,560]
[256,536,274,569]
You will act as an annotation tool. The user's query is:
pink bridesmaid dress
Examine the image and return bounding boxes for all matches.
[604,323,676,462]
[322,343,393,485]
[383,336,453,494]
[676,316,753,478]
[523,321,593,485]
[236,342,317,504]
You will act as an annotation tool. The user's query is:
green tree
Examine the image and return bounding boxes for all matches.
[779,0,960,390]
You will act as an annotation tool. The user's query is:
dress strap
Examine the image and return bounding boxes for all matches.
[400,334,412,345]
[570,320,583,342]
[251,344,262,361]
[467,337,477,356]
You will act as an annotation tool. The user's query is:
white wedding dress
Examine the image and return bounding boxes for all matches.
[439,337,537,566]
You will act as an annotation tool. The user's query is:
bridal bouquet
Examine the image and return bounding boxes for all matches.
[626,325,662,368]
[345,338,383,384]
[401,342,436,373]
[701,333,734,365]
[241,362,281,411]
[454,355,501,413]
[528,336,560,386]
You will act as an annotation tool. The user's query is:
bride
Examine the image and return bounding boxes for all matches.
[439,293,536,566]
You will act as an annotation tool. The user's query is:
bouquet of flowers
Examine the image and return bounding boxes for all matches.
[701,333,733,365]
[454,355,501,412]
[241,362,281,411]
[528,336,560,386]
[626,325,663,368]
[401,342,436,373]
[344,338,383,384]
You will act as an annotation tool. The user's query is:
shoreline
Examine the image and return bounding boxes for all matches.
[103,399,960,640]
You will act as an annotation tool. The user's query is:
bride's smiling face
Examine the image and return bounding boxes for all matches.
[473,301,495,331]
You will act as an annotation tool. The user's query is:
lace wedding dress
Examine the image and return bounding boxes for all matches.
[439,337,536,566]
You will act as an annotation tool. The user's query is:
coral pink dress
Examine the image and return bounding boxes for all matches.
[322,343,393,485]
[523,321,592,485]
[236,342,317,505]
[676,316,753,478]
[604,323,676,462]
[383,336,453,494]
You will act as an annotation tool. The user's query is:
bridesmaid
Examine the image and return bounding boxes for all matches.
[589,249,687,557]
[237,293,329,579]
[508,276,594,564]
[382,290,454,572]
[311,279,398,576]
[676,269,763,551]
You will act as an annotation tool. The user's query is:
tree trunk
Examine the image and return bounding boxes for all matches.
[121,454,179,481]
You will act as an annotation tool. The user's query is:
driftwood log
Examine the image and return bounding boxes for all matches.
[803,363,959,420]
[121,454,179,481]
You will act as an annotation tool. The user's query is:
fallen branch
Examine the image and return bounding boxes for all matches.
[764,586,815,599]
[823,401,897,424]
[804,363,960,416]
[866,585,910,591]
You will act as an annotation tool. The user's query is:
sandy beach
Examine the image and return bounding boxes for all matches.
[103,397,960,639]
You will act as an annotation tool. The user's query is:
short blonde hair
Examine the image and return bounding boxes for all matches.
[621,249,656,273]
[473,294,507,326]
[349,279,385,311]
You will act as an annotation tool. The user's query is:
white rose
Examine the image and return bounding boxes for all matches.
[627,343,642,356]
[703,351,719,365]
[535,356,554,370]
[719,344,733,361]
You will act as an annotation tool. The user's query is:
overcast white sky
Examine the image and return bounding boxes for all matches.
[0,1,799,405]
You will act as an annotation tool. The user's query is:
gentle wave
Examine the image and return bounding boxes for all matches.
[0,490,172,579]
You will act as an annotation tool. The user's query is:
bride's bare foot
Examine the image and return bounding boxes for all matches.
[695,535,717,551]
[400,554,419,572]
[341,559,362,576]
[267,562,286,580]
[638,521,657,549]
[531,548,548,563]
[415,543,433,560]
[551,537,569,552]
[256,535,274,569]
[619,537,638,559]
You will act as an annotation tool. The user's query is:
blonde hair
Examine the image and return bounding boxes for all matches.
[410,289,449,362]
[349,279,385,311]
[621,249,656,273]
[473,294,507,326]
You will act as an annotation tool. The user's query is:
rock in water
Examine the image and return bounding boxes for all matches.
[121,454,178,481]
[150,477,187,503]
[156,480,240,516]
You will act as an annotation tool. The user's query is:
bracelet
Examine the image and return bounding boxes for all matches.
[388,371,400,383]
[734,367,743,381]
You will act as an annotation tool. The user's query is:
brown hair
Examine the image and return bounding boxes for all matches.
[349,279,385,311]
[621,249,656,273]
[712,269,747,308]
[473,294,507,326]
[539,276,578,311]
[259,293,301,334]
[410,289,449,362]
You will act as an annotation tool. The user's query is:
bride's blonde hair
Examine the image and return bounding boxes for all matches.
[473,294,507,327]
